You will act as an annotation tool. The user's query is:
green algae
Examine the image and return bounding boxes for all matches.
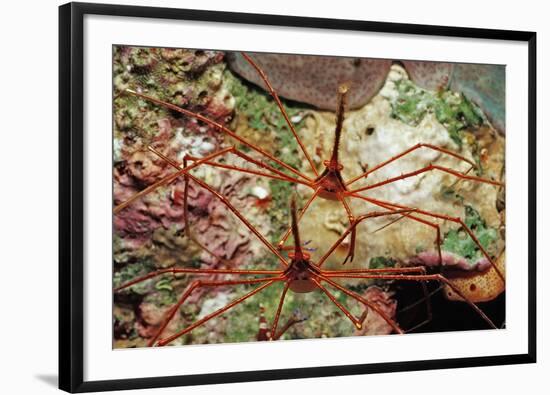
[390,78,485,148]
[442,205,498,264]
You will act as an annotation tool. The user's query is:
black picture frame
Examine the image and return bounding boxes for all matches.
[59,2,537,393]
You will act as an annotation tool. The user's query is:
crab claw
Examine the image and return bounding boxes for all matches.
[342,228,357,265]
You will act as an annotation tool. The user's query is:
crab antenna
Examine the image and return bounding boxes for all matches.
[290,197,304,259]
[330,83,349,167]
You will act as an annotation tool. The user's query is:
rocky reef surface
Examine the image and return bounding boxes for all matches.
[113,47,505,348]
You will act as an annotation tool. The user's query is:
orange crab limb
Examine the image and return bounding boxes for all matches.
[316,209,417,268]
[348,163,503,195]
[156,278,282,346]
[345,143,476,186]
[114,267,283,293]
[319,275,404,334]
[349,193,504,283]
[185,172,289,267]
[323,272,496,329]
[270,281,291,340]
[241,53,319,177]
[124,88,313,183]
[350,193,444,266]
[113,146,234,214]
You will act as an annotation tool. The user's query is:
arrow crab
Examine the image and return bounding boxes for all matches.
[113,47,505,347]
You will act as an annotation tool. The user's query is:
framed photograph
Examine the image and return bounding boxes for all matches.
[59,2,537,393]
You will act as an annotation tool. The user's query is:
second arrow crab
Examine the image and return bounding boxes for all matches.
[115,196,497,347]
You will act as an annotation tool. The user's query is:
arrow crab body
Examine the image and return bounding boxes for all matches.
[113,47,505,347]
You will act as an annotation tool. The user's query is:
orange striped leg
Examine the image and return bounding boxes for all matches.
[349,193,504,283]
[348,164,503,195]
[185,172,289,267]
[323,272,496,329]
[350,193,443,266]
[114,146,234,214]
[148,276,281,346]
[318,274,404,334]
[319,266,432,333]
[310,277,364,329]
[149,146,301,263]
[240,53,318,177]
[157,278,283,346]
[114,267,284,293]
[145,146,290,267]
[345,143,476,186]
[315,209,417,268]
[141,147,236,263]
[180,155,224,262]
[184,146,311,186]
[270,281,291,340]
[149,145,305,186]
[123,89,313,183]
[147,146,305,262]
[185,157,306,184]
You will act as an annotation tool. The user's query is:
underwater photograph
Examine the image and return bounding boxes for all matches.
[112,46,506,348]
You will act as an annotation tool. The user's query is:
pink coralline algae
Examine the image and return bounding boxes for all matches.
[354,286,397,336]
[409,251,491,272]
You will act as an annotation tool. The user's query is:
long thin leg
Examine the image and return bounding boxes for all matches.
[320,266,433,333]
[150,142,308,186]
[345,143,476,186]
[126,145,289,267]
[157,279,282,346]
[350,193,443,266]
[399,282,439,333]
[185,158,304,184]
[150,145,305,187]
[187,152,297,263]
[186,172,289,267]
[348,163,503,194]
[124,89,313,183]
[350,193,504,283]
[150,145,315,260]
[240,53,319,177]
[179,155,232,263]
[231,149,311,185]
[272,315,307,341]
[276,188,320,250]
[323,273,496,329]
[114,267,284,292]
[315,209,417,268]
[114,146,234,214]
[184,146,313,186]
[148,276,280,346]
[116,145,246,264]
[270,281,291,339]
[184,155,310,186]
[321,266,427,275]
[310,277,364,329]
[318,275,404,334]
[149,146,304,263]
[339,194,357,264]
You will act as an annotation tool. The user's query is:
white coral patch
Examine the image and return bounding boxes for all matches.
[172,128,217,161]
[198,292,233,319]
[251,186,269,200]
